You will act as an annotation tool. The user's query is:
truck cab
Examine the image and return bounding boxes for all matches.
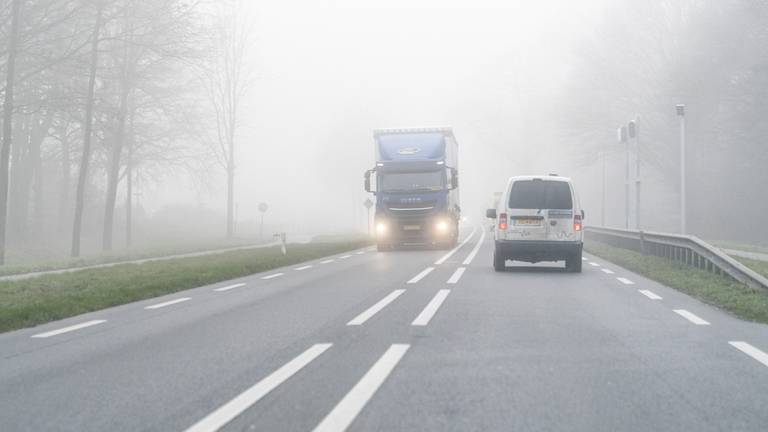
[365,128,460,251]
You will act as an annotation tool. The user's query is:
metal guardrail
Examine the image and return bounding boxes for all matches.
[585,226,768,291]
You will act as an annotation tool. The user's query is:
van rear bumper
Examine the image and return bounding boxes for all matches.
[495,240,582,263]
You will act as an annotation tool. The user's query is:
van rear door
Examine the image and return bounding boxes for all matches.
[505,179,575,241]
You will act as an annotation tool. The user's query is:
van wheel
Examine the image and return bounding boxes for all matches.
[493,249,506,272]
[566,251,582,273]
[377,243,390,252]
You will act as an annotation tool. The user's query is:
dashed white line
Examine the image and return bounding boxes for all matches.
[673,309,710,325]
[214,283,246,292]
[589,262,601,267]
[582,257,588,261]
[347,290,406,326]
[601,268,615,274]
[31,320,107,338]
[261,273,284,280]
[339,255,352,260]
[295,265,313,271]
[355,251,365,255]
[462,229,486,265]
[434,227,477,265]
[729,341,768,368]
[638,289,663,300]
[321,259,335,264]
[412,290,451,326]
[313,344,410,432]
[447,267,466,284]
[407,267,435,284]
[185,343,332,432]
[145,297,191,310]
[616,277,635,285]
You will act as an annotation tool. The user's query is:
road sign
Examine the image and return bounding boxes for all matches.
[258,202,268,213]
[363,199,373,209]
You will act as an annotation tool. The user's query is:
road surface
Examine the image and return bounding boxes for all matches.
[2,226,768,431]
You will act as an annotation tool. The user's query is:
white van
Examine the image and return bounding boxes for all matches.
[486,175,584,272]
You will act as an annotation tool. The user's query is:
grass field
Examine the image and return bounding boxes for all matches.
[0,240,369,333]
[586,241,768,324]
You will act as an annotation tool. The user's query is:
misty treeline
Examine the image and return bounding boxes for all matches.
[0,0,251,263]
[558,0,768,244]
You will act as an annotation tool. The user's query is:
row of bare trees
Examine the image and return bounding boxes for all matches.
[0,0,251,263]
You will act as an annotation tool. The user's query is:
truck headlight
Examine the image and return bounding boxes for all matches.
[376,222,388,236]
[435,220,449,233]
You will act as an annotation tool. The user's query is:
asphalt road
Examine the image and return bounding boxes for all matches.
[2,226,768,431]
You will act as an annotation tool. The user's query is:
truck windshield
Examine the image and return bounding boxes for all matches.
[508,180,572,209]
[380,171,444,192]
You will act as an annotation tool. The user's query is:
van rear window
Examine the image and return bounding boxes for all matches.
[508,180,572,209]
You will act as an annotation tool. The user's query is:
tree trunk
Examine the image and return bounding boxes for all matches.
[58,127,70,233]
[0,0,22,265]
[71,5,103,258]
[125,108,134,248]
[102,83,130,251]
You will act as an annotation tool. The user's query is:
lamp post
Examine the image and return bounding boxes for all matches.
[618,126,629,229]
[676,104,687,234]
[258,202,268,239]
[628,119,640,229]
[363,198,373,236]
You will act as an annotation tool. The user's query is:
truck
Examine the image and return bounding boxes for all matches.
[364,127,460,251]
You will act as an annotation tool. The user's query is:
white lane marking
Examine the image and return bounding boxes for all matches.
[339,255,352,260]
[461,229,487,265]
[582,257,588,261]
[673,309,710,325]
[434,227,477,265]
[356,251,365,255]
[601,268,615,274]
[412,290,451,326]
[261,273,284,280]
[313,344,410,432]
[589,262,601,267]
[214,283,246,292]
[616,277,635,285]
[321,259,335,264]
[295,265,313,271]
[407,267,435,284]
[31,320,107,338]
[638,289,663,300]
[185,343,332,432]
[446,267,466,284]
[729,341,768,368]
[347,290,406,326]
[145,297,191,310]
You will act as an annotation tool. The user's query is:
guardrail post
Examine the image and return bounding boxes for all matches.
[639,231,646,255]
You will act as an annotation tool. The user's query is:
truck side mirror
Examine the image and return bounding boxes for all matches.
[364,170,373,193]
[450,169,458,190]
[581,209,585,219]
[486,209,497,219]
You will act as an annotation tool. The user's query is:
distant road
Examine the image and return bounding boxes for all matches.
[723,248,768,262]
[1,227,768,431]
[0,235,313,282]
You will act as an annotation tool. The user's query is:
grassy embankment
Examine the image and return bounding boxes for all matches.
[586,241,768,324]
[0,240,370,333]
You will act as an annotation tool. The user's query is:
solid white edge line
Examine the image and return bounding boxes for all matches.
[312,344,410,432]
[347,290,406,326]
[412,290,451,326]
[673,309,710,325]
[434,227,477,265]
[339,255,352,260]
[214,283,246,292]
[407,267,435,284]
[261,273,284,280]
[616,277,635,285]
[582,257,588,261]
[729,341,768,368]
[321,259,335,264]
[589,262,600,267]
[355,251,365,255]
[31,320,107,338]
[446,267,466,284]
[601,268,615,274]
[145,297,191,310]
[638,289,663,300]
[185,343,332,432]
[295,265,313,271]
[461,229,486,265]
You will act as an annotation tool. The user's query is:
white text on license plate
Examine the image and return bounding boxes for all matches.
[515,219,541,226]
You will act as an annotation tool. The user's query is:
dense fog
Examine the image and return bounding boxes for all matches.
[1,0,766,264]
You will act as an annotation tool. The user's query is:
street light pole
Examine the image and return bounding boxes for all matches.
[629,119,640,229]
[618,126,629,229]
[676,104,687,234]
[600,151,606,226]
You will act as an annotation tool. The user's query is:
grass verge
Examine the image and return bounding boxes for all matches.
[735,257,768,279]
[586,241,768,324]
[0,240,369,333]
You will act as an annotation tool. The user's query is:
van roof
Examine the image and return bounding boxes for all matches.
[506,175,573,183]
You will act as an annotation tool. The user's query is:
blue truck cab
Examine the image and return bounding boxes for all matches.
[364,128,460,251]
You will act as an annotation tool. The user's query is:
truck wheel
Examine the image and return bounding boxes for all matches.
[566,251,583,273]
[493,249,506,272]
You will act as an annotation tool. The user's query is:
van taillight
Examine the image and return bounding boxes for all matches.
[574,215,582,232]
[499,213,508,230]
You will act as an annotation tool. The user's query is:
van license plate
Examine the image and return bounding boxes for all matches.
[515,219,541,226]
[403,225,421,231]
